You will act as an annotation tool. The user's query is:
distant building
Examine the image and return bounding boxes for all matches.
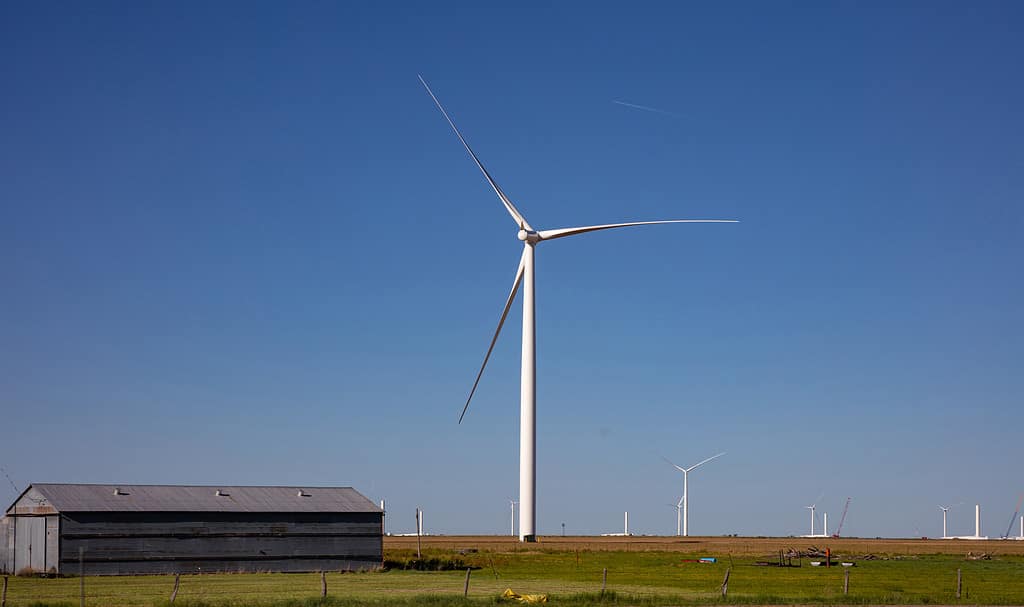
[1,484,383,575]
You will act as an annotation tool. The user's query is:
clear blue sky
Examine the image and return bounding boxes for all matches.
[2,2,1021,539]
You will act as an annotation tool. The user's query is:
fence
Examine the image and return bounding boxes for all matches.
[0,563,993,606]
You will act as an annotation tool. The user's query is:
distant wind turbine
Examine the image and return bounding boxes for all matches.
[510,500,517,537]
[662,452,726,536]
[420,76,737,542]
[802,492,825,537]
[939,505,951,538]
[669,496,684,536]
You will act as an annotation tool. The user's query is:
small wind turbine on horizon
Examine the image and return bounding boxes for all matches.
[510,500,518,537]
[662,452,726,536]
[803,493,824,537]
[669,495,685,536]
[420,76,737,542]
[938,502,962,539]
[939,505,951,539]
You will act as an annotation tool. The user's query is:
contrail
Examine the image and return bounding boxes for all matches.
[612,100,681,118]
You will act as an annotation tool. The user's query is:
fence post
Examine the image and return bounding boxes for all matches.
[2,575,8,607]
[170,573,180,603]
[415,509,422,559]
[601,567,607,595]
[721,567,731,597]
[463,567,471,598]
[321,571,327,599]
[956,568,962,599]
[843,567,849,595]
[79,547,85,607]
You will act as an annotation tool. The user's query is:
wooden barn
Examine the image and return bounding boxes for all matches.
[0,483,383,575]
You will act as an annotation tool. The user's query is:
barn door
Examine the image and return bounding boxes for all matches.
[14,517,46,573]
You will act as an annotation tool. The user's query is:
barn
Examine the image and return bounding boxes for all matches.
[0,484,383,575]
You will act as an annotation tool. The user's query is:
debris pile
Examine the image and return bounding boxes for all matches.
[784,546,827,558]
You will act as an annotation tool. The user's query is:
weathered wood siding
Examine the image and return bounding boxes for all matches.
[59,511,383,575]
[0,516,12,573]
[46,516,60,573]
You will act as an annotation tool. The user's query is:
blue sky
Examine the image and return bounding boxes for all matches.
[1,2,1021,539]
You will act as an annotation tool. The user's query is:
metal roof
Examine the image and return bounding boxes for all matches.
[7,484,382,514]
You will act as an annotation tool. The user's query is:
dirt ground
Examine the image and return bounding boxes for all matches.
[386,534,1024,556]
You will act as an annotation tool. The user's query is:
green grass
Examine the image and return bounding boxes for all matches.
[5,548,1024,606]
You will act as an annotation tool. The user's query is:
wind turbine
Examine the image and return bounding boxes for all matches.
[509,500,517,537]
[420,77,737,542]
[804,493,824,537]
[939,505,951,538]
[670,495,684,536]
[662,452,726,536]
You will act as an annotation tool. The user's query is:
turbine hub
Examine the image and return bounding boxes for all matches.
[518,229,539,243]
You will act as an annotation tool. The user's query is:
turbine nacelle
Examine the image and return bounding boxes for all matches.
[517,229,540,244]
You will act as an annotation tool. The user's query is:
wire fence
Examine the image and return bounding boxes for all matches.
[1,564,1014,607]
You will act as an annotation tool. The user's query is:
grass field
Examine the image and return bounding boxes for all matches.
[6,536,1024,606]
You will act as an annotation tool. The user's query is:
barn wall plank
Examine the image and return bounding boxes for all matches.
[61,535,382,560]
[45,516,60,574]
[72,557,381,576]
[61,519,380,537]
[0,516,12,574]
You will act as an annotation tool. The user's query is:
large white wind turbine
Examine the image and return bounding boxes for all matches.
[662,452,726,536]
[420,76,737,542]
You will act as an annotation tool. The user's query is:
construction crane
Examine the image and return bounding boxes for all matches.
[832,497,852,538]
[1003,494,1024,539]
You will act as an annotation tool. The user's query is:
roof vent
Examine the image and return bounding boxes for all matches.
[113,487,124,496]
[297,489,308,497]
[215,490,229,497]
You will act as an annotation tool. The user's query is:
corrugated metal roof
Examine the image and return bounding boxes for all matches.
[7,484,382,514]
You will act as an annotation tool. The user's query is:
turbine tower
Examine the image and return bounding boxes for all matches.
[939,505,951,539]
[662,452,726,536]
[421,76,737,542]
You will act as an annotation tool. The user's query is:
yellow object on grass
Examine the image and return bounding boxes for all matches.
[501,588,549,603]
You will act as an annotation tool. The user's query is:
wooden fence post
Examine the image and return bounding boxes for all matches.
[415,509,422,559]
[321,571,327,599]
[720,567,731,597]
[463,567,471,597]
[956,568,962,599]
[601,567,608,595]
[843,567,849,595]
[2,575,8,607]
[170,573,180,603]
[79,547,85,607]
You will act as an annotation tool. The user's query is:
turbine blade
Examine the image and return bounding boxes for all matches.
[458,248,527,424]
[418,75,533,231]
[660,454,686,473]
[538,219,737,241]
[685,451,726,472]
